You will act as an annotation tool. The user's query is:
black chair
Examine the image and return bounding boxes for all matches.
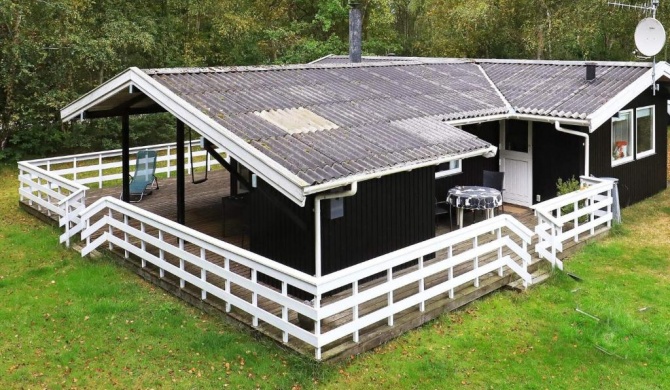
[483,170,505,214]
[435,197,453,231]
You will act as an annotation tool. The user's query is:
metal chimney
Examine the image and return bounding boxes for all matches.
[585,62,596,81]
[349,1,362,63]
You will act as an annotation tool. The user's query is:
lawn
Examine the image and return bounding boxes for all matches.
[1,162,669,389]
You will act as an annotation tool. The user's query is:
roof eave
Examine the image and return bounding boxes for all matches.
[303,144,498,196]
[587,61,670,132]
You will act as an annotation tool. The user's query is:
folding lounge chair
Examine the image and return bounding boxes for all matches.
[123,150,159,202]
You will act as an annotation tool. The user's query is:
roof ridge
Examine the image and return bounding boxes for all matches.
[142,59,472,75]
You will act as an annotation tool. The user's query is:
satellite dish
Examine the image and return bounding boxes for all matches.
[634,17,666,57]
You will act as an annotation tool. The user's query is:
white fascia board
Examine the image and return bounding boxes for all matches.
[62,67,310,206]
[587,62,670,132]
[127,69,310,206]
[476,64,514,113]
[61,69,134,121]
[303,145,498,195]
[308,54,335,64]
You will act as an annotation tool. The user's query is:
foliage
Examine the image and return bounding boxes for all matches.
[2,0,669,160]
[556,175,581,196]
[556,175,588,220]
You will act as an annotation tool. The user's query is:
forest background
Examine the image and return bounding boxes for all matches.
[2,0,668,160]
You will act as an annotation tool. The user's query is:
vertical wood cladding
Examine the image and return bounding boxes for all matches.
[532,122,584,203]
[250,167,436,278]
[589,88,668,207]
[435,122,500,200]
[250,180,315,275]
[320,167,435,275]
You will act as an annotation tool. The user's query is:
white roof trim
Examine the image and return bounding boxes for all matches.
[476,64,515,114]
[61,68,310,206]
[303,145,498,195]
[587,61,670,131]
[308,54,335,64]
[61,71,134,121]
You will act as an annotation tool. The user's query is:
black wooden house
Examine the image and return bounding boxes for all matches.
[61,58,670,279]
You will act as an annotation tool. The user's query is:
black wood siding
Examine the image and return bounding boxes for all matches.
[321,167,435,275]
[532,122,584,203]
[589,89,668,207]
[435,121,500,200]
[250,167,436,277]
[250,180,315,275]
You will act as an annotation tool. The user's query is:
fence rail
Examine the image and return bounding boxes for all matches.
[531,176,614,269]
[18,141,225,246]
[19,145,540,360]
[77,196,534,360]
[24,140,224,189]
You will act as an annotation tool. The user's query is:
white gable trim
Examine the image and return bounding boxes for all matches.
[61,68,310,206]
[587,61,670,132]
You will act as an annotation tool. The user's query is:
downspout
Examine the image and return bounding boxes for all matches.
[314,182,358,277]
[555,121,589,177]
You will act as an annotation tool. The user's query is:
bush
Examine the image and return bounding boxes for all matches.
[556,176,587,221]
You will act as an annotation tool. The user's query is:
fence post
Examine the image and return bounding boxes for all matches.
[179,238,185,288]
[201,248,207,300]
[158,230,165,278]
[225,257,231,313]
[353,281,359,342]
[281,282,288,343]
[418,256,425,312]
[387,268,394,326]
[252,269,258,327]
[473,236,479,288]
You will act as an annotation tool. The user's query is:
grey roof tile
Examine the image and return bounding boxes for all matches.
[147,58,649,186]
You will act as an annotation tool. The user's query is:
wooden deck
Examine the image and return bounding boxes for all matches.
[22,168,607,360]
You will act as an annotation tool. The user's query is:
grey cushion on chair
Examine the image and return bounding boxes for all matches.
[483,170,504,213]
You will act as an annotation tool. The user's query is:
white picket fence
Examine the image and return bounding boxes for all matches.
[531,176,614,270]
[19,144,539,360]
[18,141,223,245]
[76,196,534,360]
[24,141,220,188]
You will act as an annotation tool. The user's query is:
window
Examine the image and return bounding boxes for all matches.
[611,109,633,166]
[636,105,655,158]
[435,160,462,178]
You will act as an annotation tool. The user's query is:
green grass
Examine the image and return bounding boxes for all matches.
[1,164,326,389]
[2,162,670,389]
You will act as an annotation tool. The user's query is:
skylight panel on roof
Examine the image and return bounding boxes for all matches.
[255,107,339,134]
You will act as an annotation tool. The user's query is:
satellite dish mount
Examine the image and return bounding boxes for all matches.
[609,0,665,95]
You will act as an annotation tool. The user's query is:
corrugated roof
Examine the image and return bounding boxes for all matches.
[478,61,649,119]
[61,56,664,204]
[149,61,501,185]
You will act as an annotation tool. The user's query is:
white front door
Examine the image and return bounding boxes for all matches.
[499,121,533,207]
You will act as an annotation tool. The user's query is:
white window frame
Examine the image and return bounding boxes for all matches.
[611,109,634,167]
[635,105,655,159]
[435,159,462,178]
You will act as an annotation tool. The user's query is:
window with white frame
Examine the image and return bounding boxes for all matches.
[611,109,633,165]
[636,105,655,158]
[435,160,462,178]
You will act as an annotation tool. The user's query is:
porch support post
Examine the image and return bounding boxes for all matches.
[121,113,130,202]
[230,158,239,196]
[176,119,186,225]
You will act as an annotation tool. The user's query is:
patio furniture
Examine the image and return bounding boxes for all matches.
[482,170,505,213]
[446,186,502,228]
[435,197,453,230]
[125,150,159,203]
